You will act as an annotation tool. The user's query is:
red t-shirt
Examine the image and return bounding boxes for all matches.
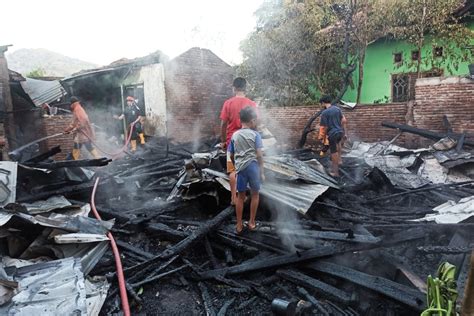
[220,96,257,145]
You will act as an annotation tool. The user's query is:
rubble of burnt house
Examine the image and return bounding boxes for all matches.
[0,43,473,315]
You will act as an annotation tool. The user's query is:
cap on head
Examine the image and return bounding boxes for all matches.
[232,77,247,91]
[319,95,332,104]
[70,96,80,105]
[126,96,135,102]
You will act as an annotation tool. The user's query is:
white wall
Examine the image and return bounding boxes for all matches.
[138,64,167,136]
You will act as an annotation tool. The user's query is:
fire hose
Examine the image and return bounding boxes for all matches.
[80,117,141,159]
[91,177,130,316]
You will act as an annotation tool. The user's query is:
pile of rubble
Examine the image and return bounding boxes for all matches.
[0,129,473,315]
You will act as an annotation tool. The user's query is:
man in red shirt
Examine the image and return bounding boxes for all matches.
[220,77,257,205]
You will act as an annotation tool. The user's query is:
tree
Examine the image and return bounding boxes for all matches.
[239,0,345,106]
[385,0,472,77]
[239,0,389,105]
[26,68,46,78]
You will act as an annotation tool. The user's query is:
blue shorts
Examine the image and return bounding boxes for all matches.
[236,161,261,192]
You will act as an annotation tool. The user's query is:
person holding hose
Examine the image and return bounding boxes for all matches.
[64,97,101,160]
[115,96,146,152]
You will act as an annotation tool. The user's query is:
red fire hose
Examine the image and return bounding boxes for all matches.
[91,177,131,316]
[80,117,141,159]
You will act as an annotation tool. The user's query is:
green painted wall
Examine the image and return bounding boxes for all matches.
[343,21,474,104]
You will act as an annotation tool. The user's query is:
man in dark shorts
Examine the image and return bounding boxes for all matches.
[318,95,348,177]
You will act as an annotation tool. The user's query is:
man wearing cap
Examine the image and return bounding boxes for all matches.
[116,96,146,152]
[64,97,100,160]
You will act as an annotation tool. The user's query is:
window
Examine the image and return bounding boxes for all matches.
[394,52,402,63]
[392,74,409,102]
[411,50,420,61]
[392,70,442,102]
[433,46,443,58]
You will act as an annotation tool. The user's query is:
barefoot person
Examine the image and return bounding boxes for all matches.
[318,95,347,177]
[228,106,264,233]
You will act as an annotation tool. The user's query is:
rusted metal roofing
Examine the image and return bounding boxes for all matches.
[20,78,66,106]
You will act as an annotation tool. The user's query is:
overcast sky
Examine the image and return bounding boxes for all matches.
[1,0,263,66]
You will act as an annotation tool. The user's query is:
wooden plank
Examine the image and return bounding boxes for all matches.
[305,261,425,311]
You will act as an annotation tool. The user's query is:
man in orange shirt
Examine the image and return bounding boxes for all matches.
[220,78,258,205]
[64,97,100,160]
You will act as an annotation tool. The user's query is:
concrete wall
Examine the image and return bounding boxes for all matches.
[139,64,167,137]
[164,48,233,143]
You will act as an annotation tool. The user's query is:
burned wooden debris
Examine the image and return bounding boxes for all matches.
[1,134,473,315]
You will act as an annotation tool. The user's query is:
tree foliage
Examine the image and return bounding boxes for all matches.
[240,0,472,106]
[384,0,472,76]
[26,67,46,79]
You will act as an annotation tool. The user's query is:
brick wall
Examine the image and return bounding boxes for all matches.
[414,77,474,144]
[40,115,73,160]
[262,103,408,147]
[164,48,233,143]
[263,76,474,148]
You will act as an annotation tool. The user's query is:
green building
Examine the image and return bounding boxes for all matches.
[343,20,474,104]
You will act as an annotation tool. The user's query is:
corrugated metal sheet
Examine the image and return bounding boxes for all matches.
[260,181,329,215]
[414,196,474,223]
[20,78,66,106]
[0,257,88,315]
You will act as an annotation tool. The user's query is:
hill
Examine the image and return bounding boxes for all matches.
[6,48,98,77]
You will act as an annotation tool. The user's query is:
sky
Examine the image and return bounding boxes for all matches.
[1,0,264,66]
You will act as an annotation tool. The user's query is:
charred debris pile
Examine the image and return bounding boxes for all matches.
[1,130,474,315]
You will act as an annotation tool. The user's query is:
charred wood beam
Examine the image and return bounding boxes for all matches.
[22,157,111,169]
[200,243,372,279]
[298,110,323,148]
[260,228,380,244]
[198,282,216,316]
[442,115,453,134]
[16,178,111,203]
[305,261,425,311]
[366,181,474,203]
[217,231,287,254]
[116,240,154,260]
[146,223,189,241]
[124,206,234,276]
[381,121,474,146]
[123,167,182,182]
[126,255,179,285]
[277,269,353,304]
[114,158,179,177]
[204,237,220,269]
[213,233,259,256]
[237,297,257,310]
[159,206,234,259]
[202,227,427,279]
[297,287,330,316]
[131,264,190,289]
[217,298,235,316]
[24,146,61,163]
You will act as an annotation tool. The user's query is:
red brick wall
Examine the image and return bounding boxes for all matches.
[262,103,408,147]
[165,48,233,143]
[263,76,474,148]
[40,115,73,160]
[414,77,474,143]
